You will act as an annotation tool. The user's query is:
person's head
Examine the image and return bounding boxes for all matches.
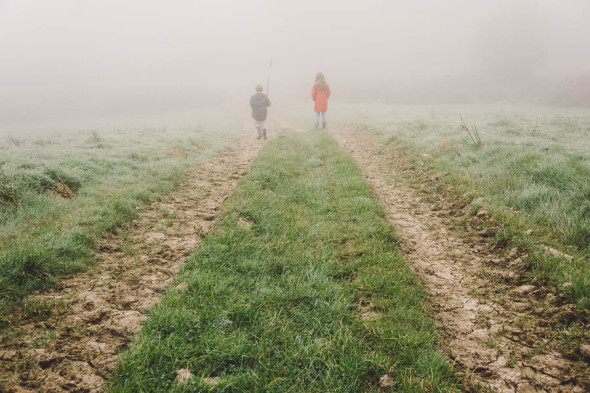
[315,73,327,90]
[255,84,263,93]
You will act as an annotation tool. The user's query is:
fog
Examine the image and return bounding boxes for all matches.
[1,0,590,132]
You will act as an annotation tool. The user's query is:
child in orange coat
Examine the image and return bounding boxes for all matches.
[312,72,331,129]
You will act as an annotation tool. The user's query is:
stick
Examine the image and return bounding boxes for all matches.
[266,60,272,97]
[459,114,481,146]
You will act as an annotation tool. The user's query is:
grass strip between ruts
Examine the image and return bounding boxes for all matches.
[111,131,458,392]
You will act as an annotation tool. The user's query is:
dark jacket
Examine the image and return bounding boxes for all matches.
[250,92,271,121]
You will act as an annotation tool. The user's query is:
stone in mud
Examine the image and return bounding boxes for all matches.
[507,247,519,258]
[476,209,488,217]
[478,226,498,237]
[0,350,17,360]
[470,197,486,205]
[85,340,109,355]
[80,307,111,323]
[175,368,194,384]
[146,232,166,242]
[510,302,531,312]
[508,256,524,268]
[542,245,573,260]
[498,270,518,282]
[64,360,105,390]
[175,281,188,290]
[512,285,536,296]
[237,216,253,229]
[430,172,447,181]
[108,310,146,334]
[379,374,395,387]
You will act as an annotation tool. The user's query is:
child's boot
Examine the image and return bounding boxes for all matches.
[263,128,267,140]
[315,122,319,130]
[256,126,262,139]
[322,121,326,129]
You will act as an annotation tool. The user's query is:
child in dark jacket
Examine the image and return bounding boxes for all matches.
[250,84,271,140]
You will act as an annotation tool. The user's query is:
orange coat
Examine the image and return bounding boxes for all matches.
[312,82,331,112]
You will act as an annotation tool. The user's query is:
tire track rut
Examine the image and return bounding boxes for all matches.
[0,135,262,392]
[332,128,588,393]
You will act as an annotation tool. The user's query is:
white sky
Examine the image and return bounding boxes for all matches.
[1,0,589,127]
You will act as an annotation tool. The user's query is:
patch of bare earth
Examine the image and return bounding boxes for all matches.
[332,129,588,393]
[0,135,263,392]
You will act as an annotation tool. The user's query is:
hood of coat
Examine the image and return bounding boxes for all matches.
[251,92,267,104]
[314,82,329,90]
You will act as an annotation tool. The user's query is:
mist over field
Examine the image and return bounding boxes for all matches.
[1,0,590,132]
[3,2,590,391]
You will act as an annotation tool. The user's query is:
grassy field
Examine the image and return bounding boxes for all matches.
[0,122,241,320]
[337,104,590,309]
[111,131,458,392]
[2,102,588,390]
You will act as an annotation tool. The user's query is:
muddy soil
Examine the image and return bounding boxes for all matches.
[333,129,588,393]
[0,135,262,392]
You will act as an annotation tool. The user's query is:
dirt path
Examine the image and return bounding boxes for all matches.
[332,129,588,393]
[0,135,262,392]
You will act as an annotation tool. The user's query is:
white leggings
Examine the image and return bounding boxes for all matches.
[315,112,326,123]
